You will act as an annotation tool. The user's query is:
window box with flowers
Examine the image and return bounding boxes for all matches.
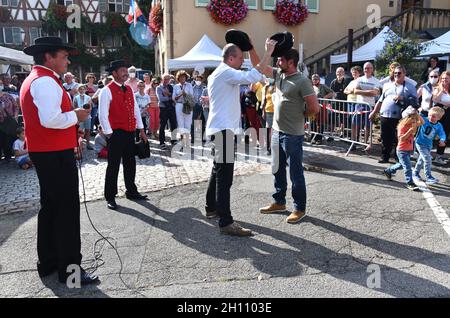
[149,1,163,36]
[207,0,249,26]
[273,0,309,26]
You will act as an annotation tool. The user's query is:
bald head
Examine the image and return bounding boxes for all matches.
[222,44,244,70]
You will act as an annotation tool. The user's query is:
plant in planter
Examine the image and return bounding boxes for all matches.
[207,0,248,26]
[149,1,163,36]
[273,0,308,26]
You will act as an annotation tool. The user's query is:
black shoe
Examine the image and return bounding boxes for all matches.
[107,199,117,210]
[125,191,148,200]
[58,268,99,285]
[80,269,99,285]
[406,182,420,191]
[37,261,57,278]
[378,158,389,164]
[383,169,392,181]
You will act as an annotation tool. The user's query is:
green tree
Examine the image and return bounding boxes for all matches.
[374,29,428,84]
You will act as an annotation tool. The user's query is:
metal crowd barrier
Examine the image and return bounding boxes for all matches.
[306,98,374,156]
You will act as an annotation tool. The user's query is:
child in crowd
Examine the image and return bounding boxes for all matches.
[383,106,424,191]
[413,106,446,185]
[13,127,32,170]
[94,125,108,159]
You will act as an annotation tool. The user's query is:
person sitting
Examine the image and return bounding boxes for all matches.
[13,127,33,170]
[94,125,108,159]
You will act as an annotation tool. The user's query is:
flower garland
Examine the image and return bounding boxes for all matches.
[273,0,309,26]
[149,1,163,36]
[207,0,248,26]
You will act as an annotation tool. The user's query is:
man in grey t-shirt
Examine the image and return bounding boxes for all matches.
[250,48,320,224]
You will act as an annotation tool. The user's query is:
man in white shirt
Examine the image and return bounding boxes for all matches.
[63,72,79,98]
[205,37,276,237]
[98,60,148,211]
[20,36,96,285]
[351,62,381,144]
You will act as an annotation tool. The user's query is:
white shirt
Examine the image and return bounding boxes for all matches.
[13,139,27,162]
[98,80,144,135]
[355,75,381,107]
[29,65,78,130]
[206,63,263,136]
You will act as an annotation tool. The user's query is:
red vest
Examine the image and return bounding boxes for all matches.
[107,83,137,132]
[20,66,76,152]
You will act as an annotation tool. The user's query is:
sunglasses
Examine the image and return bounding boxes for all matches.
[429,75,439,78]
[394,72,402,75]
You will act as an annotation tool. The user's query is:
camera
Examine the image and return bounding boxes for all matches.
[82,103,91,110]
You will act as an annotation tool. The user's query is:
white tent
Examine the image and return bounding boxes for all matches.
[419,30,450,57]
[168,34,252,71]
[330,26,397,65]
[0,45,34,65]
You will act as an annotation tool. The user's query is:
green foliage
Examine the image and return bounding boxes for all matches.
[41,1,155,73]
[374,29,428,83]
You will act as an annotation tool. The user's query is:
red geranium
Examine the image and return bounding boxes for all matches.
[274,0,308,26]
[207,0,248,26]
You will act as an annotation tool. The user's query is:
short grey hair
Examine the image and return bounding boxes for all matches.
[222,44,240,62]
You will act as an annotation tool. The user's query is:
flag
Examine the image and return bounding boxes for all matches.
[126,0,143,26]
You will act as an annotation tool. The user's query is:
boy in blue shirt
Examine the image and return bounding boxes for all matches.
[414,107,446,185]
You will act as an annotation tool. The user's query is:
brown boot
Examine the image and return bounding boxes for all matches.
[286,211,306,224]
[220,222,253,237]
[259,203,287,214]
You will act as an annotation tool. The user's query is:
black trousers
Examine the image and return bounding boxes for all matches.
[105,130,138,201]
[0,130,14,160]
[206,130,235,228]
[380,117,400,161]
[191,103,205,142]
[29,149,82,280]
[159,107,178,145]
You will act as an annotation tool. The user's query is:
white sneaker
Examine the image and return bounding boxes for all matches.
[426,178,439,185]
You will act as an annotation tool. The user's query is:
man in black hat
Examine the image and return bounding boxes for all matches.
[251,38,320,225]
[98,60,149,211]
[20,36,98,285]
[205,34,276,237]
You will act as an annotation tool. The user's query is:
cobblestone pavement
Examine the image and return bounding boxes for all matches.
[0,137,351,215]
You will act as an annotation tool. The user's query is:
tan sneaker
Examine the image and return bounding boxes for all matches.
[259,203,287,214]
[286,211,306,224]
[220,223,253,237]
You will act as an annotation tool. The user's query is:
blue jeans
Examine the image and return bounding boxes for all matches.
[271,130,306,212]
[415,143,433,180]
[90,106,98,131]
[386,150,413,184]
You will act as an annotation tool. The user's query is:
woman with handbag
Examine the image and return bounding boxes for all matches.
[173,70,194,149]
[0,89,20,162]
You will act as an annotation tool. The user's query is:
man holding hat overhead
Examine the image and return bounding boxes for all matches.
[20,36,98,285]
[204,30,276,236]
[251,32,320,225]
[98,60,149,211]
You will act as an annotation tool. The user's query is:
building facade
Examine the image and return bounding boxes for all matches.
[156,0,449,74]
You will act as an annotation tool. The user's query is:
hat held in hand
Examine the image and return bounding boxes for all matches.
[225,29,253,52]
[270,31,294,57]
[402,105,418,119]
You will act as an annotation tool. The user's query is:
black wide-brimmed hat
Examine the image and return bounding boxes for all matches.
[106,60,132,73]
[225,29,253,52]
[23,36,76,56]
[270,31,294,57]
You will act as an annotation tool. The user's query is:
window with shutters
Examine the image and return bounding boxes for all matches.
[262,0,276,10]
[245,0,257,10]
[305,0,319,13]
